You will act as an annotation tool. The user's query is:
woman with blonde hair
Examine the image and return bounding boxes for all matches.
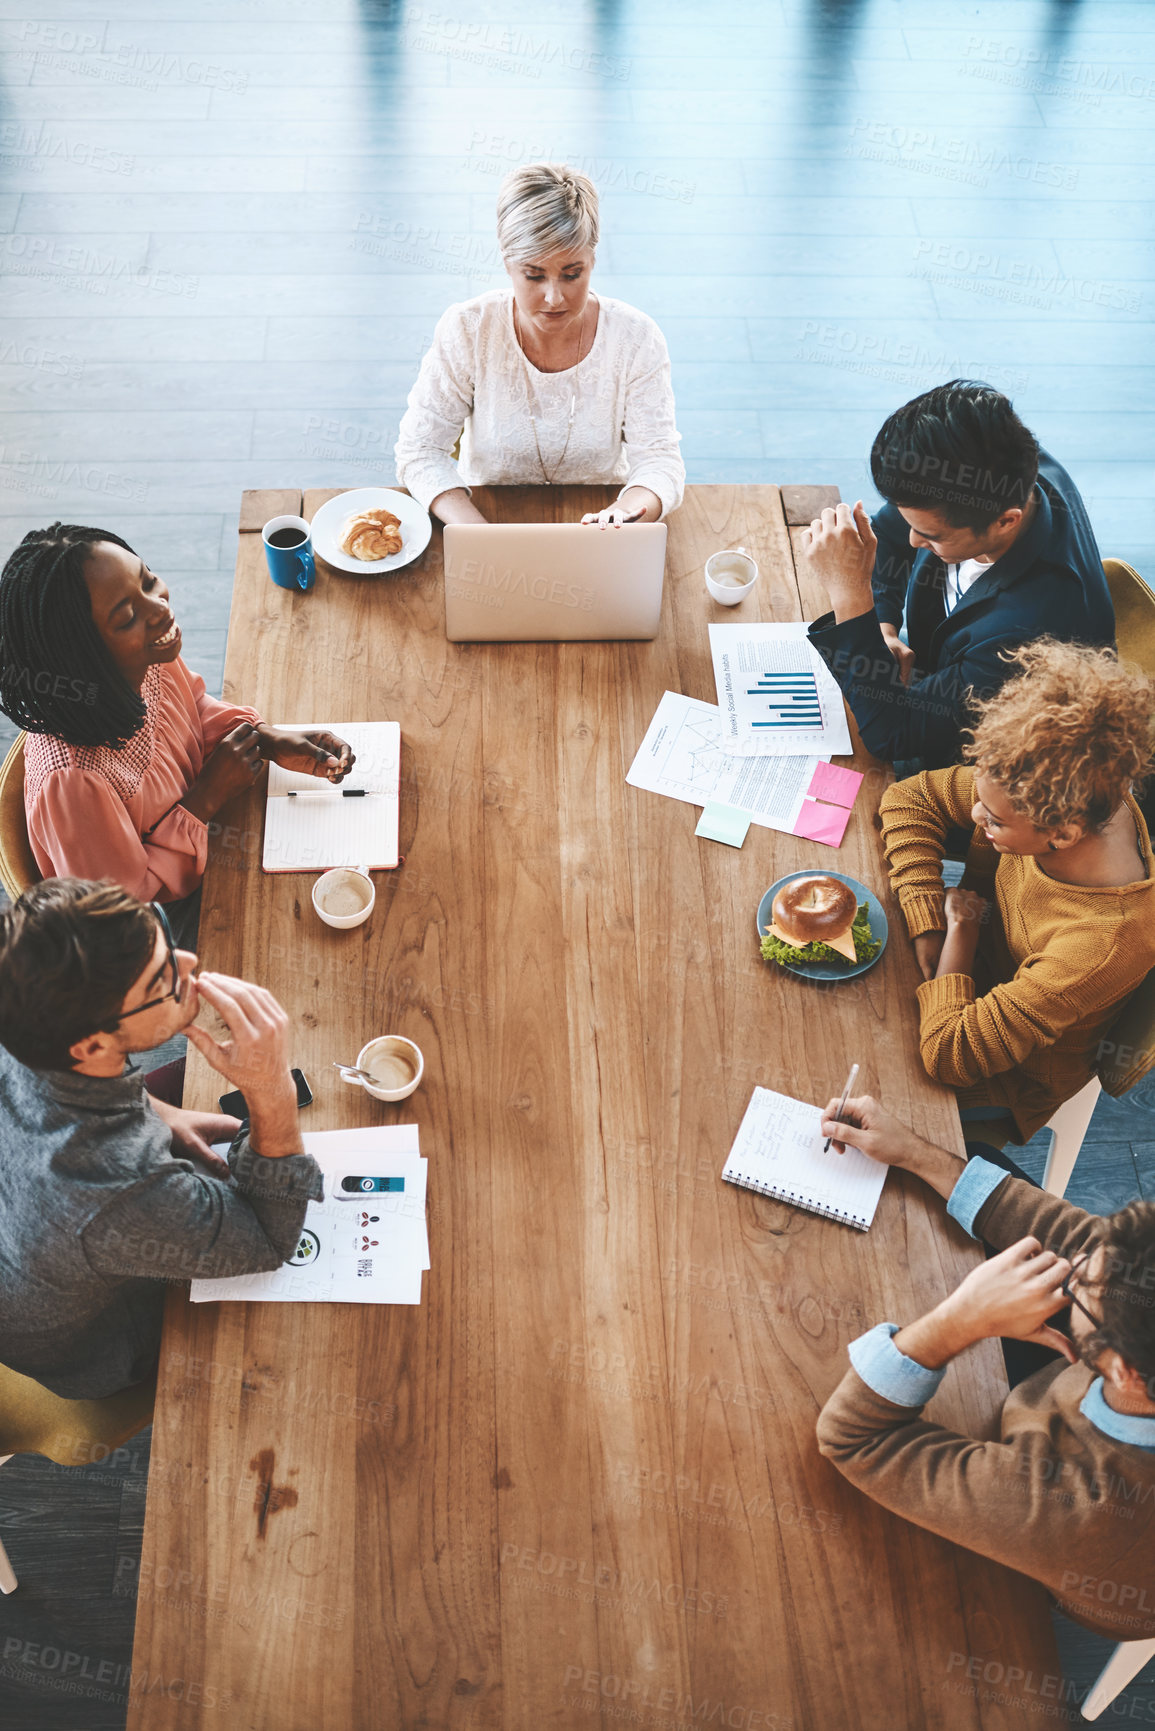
[879,639,1155,1142]
[395,163,684,528]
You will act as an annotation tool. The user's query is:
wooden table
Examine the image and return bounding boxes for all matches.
[126,485,1059,1731]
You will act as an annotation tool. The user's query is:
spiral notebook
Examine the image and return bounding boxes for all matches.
[722,1086,887,1231]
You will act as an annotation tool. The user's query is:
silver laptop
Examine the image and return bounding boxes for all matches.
[443,522,667,642]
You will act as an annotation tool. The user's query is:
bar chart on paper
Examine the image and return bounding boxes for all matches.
[709,622,852,757]
[749,669,822,729]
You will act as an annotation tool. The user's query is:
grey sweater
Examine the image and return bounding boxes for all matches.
[0,1043,324,1398]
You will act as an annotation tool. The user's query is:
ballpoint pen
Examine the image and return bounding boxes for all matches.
[822,1061,859,1153]
[287,788,371,798]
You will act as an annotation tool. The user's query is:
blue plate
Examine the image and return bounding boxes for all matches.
[756,870,889,982]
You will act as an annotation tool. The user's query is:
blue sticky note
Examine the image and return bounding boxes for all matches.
[695,802,752,847]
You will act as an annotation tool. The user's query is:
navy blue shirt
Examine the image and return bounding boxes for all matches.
[807,449,1114,767]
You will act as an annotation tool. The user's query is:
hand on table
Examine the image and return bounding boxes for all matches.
[819,1093,930,1166]
[148,1096,238,1179]
[818,1093,966,1200]
[580,504,645,528]
[581,485,660,528]
[259,725,355,782]
[798,501,878,622]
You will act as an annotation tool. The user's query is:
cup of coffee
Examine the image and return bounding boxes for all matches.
[705,546,759,605]
[348,1035,424,1102]
[312,867,375,929]
[262,514,316,593]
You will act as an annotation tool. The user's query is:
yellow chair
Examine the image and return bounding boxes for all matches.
[1106,556,1155,670]
[0,1362,155,1592]
[0,732,39,901]
[1042,559,1155,1194]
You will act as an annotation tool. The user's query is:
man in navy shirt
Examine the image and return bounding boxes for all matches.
[803,381,1114,768]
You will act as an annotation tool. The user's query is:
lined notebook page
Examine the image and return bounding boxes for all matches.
[263,721,400,872]
[722,1087,887,1231]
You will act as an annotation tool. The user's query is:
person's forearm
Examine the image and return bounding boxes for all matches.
[253,722,282,758]
[894,1133,967,1202]
[246,1074,304,1158]
[617,485,662,522]
[936,927,977,980]
[893,1300,976,1370]
[177,781,218,824]
[430,487,486,525]
[830,587,875,625]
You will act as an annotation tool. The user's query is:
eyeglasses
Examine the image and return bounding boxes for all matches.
[1061,1252,1104,1331]
[116,903,185,1023]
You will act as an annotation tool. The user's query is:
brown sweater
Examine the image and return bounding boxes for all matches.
[817,1171,1155,1640]
[879,766,1155,1141]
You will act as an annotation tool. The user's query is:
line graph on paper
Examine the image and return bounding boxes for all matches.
[656,705,732,798]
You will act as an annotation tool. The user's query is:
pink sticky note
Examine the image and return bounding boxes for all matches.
[793,798,851,848]
[807,761,864,808]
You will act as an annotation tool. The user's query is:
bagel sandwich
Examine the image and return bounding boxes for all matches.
[760,874,880,969]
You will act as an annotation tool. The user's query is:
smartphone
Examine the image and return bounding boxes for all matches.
[219,1067,313,1121]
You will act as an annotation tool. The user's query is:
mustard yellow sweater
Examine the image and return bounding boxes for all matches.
[879,766,1155,1141]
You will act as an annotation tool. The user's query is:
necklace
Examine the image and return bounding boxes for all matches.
[513,300,588,484]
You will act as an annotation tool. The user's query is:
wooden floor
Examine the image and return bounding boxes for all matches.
[2,0,1155,1723]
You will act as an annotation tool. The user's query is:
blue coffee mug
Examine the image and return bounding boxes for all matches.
[262,515,316,591]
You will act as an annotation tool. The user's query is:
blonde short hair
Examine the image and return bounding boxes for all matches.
[964,638,1155,832]
[496,163,599,264]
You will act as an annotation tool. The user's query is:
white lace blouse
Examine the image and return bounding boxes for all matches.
[394,290,685,518]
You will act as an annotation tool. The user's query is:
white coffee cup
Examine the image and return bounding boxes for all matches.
[347,1036,425,1102]
[312,867,375,929]
[705,546,759,605]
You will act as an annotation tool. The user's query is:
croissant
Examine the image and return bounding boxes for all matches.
[340,508,403,561]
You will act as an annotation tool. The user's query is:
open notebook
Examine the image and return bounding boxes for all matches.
[263,720,400,872]
[722,1086,888,1231]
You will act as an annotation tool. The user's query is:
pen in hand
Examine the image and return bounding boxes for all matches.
[822,1062,859,1153]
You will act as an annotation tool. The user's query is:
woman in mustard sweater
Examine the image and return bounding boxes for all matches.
[879,639,1155,1142]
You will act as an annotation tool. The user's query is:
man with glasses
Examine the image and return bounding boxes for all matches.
[0,877,322,1399]
[813,1094,1155,1643]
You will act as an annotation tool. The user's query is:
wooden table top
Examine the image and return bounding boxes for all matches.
[126,484,1058,1731]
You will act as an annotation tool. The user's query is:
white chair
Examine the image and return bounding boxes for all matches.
[1081,1636,1155,1720]
[0,1484,15,1593]
[1041,1076,1103,1198]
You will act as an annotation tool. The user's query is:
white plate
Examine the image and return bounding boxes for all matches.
[309,487,433,576]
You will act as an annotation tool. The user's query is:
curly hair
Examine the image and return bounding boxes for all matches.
[963,639,1155,832]
[1077,1200,1155,1395]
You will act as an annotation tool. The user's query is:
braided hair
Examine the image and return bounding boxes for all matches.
[0,523,147,747]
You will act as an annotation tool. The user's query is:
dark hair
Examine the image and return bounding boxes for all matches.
[0,878,157,1070]
[1079,1201,1155,1393]
[870,380,1040,532]
[0,523,146,747]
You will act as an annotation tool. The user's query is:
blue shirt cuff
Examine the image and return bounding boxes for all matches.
[848,1322,947,1408]
[946,1156,1011,1239]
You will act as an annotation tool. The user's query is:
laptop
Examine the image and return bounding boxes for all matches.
[443,522,668,642]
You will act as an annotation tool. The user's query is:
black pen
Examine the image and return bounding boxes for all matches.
[287,788,370,798]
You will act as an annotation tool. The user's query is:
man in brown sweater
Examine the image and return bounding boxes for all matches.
[814,1095,1155,1642]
